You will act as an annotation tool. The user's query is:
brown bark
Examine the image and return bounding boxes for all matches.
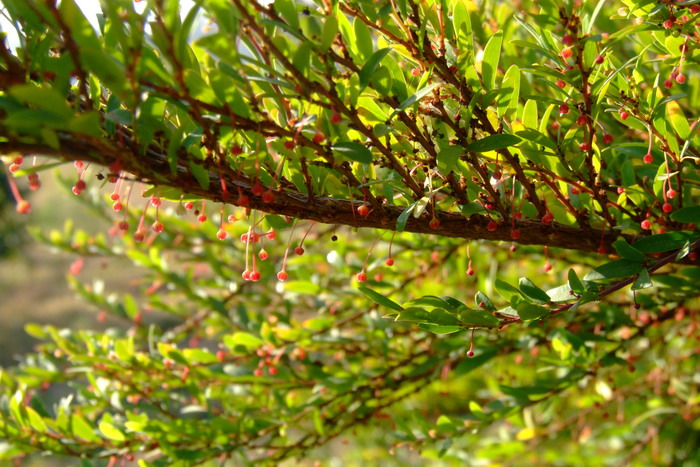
[0,136,641,255]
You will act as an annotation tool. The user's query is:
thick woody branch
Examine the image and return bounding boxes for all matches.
[0,137,644,255]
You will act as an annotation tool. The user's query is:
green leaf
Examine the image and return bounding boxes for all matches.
[429,308,462,326]
[390,82,440,117]
[519,278,551,304]
[332,142,373,163]
[224,332,263,352]
[567,269,584,295]
[666,100,691,140]
[516,302,549,321]
[274,0,299,31]
[584,259,644,281]
[352,17,373,61]
[359,48,391,91]
[9,84,72,119]
[459,309,500,327]
[466,134,521,153]
[320,16,338,50]
[495,279,522,302]
[632,269,653,290]
[482,31,503,91]
[497,65,520,118]
[670,206,700,224]
[437,144,463,174]
[418,324,463,334]
[475,291,496,312]
[99,420,126,442]
[396,202,416,232]
[71,414,99,442]
[612,239,648,262]
[407,296,453,310]
[633,232,699,253]
[188,162,210,190]
[395,307,431,323]
[358,287,403,312]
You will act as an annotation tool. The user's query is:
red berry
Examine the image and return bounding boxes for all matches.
[556,79,566,89]
[238,194,250,206]
[663,18,674,29]
[544,262,552,272]
[385,257,394,266]
[184,201,194,210]
[110,193,120,201]
[551,121,560,131]
[277,271,288,281]
[666,189,677,199]
[511,229,521,240]
[266,229,276,240]
[676,73,686,84]
[29,180,41,190]
[357,204,370,217]
[262,190,275,203]
[133,231,145,242]
[242,269,251,280]
[294,246,305,255]
[571,187,579,195]
[620,111,629,120]
[617,187,625,194]
[562,47,573,59]
[253,368,263,377]
[216,350,226,362]
[562,34,574,45]
[16,200,31,214]
[252,183,264,196]
[150,197,162,207]
[412,67,421,76]
[152,221,164,233]
[268,366,278,376]
[356,271,367,282]
[602,134,613,144]
[197,214,207,222]
[250,271,261,281]
[643,153,653,164]
[662,202,673,213]
[690,5,700,14]
[559,103,569,114]
[598,246,607,255]
[641,219,651,230]
[8,163,20,173]
[580,142,590,151]
[330,112,342,124]
[542,212,554,225]
[284,140,295,150]
[258,249,269,261]
[113,202,123,212]
[595,55,604,64]
[467,350,474,357]
[664,79,674,89]
[248,232,259,243]
[576,115,587,126]
[467,267,474,276]
[429,217,440,229]
[487,220,498,231]
[217,229,227,240]
[231,145,243,155]
[74,160,84,169]
[313,131,325,144]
